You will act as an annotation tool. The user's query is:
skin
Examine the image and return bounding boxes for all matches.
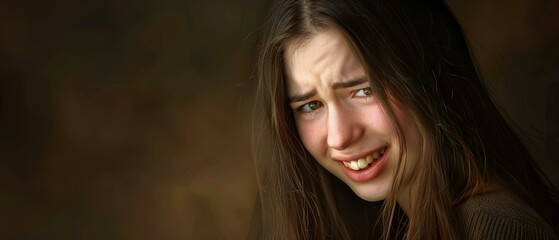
[284,28,422,212]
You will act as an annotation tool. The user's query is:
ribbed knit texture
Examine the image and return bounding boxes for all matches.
[458,193,557,240]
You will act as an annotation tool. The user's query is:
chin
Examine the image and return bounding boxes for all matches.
[347,180,391,202]
[354,190,387,202]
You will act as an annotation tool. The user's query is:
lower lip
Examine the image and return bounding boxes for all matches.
[338,148,389,183]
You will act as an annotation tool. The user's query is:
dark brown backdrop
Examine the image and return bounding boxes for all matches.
[1,0,557,239]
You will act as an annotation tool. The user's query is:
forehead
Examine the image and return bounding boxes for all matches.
[285,28,349,62]
[283,28,365,94]
[284,28,356,74]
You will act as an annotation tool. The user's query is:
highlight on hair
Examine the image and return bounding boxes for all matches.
[250,0,559,239]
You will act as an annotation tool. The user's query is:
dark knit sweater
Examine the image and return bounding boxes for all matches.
[458,192,558,240]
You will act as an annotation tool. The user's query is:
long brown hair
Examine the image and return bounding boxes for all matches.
[250,0,559,239]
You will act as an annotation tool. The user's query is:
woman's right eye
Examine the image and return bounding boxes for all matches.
[297,100,323,113]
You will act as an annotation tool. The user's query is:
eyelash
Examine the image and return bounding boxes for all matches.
[297,100,323,113]
[351,87,373,97]
[296,87,373,113]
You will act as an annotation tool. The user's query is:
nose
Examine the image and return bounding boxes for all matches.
[326,105,364,150]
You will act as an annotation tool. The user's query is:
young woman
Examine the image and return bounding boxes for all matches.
[250,0,559,239]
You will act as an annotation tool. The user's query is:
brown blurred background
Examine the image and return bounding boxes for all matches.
[0,0,557,239]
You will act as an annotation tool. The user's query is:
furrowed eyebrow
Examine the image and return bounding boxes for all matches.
[332,78,369,89]
[288,78,368,103]
[289,90,317,103]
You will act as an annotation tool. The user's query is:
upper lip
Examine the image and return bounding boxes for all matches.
[331,145,388,162]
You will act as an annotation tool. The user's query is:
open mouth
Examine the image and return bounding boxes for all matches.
[342,146,386,171]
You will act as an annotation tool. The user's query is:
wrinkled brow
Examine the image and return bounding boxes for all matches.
[288,78,368,103]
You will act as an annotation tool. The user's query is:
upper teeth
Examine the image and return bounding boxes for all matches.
[343,147,386,171]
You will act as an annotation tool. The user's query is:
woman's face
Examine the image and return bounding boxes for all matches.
[284,28,422,202]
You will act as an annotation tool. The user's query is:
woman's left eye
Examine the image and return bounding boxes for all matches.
[352,87,373,97]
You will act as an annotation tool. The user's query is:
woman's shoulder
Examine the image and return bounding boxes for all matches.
[458,191,558,240]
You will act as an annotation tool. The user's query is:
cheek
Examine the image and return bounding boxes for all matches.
[392,106,421,146]
[391,105,423,173]
[296,120,326,156]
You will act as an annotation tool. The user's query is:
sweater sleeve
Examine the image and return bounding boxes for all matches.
[459,196,557,240]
